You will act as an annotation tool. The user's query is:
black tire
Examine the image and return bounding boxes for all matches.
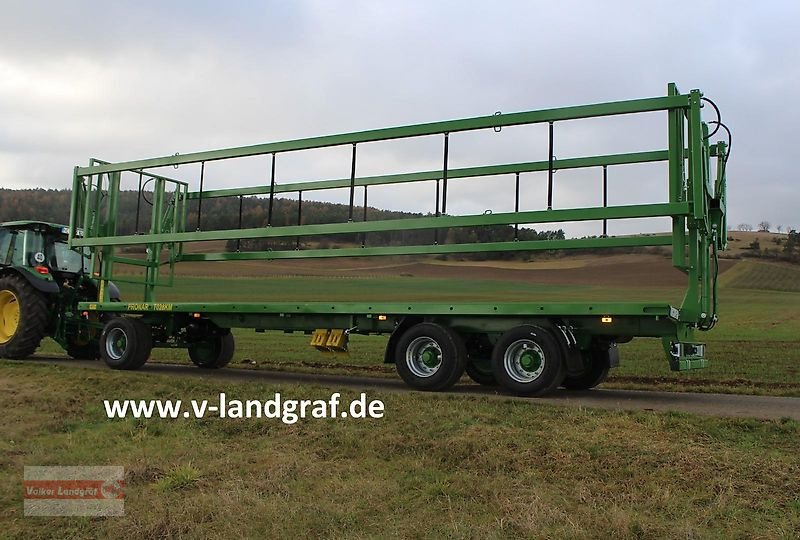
[394,322,466,391]
[65,297,121,361]
[562,348,610,390]
[99,317,152,370]
[491,325,565,396]
[465,358,496,385]
[67,342,100,360]
[464,333,496,385]
[0,274,49,359]
[188,331,235,369]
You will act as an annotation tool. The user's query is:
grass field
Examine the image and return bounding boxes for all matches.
[1,363,799,538]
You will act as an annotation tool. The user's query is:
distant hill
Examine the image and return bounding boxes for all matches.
[724,230,799,264]
[718,259,800,292]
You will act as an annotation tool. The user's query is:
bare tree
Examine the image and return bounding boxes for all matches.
[777,224,783,233]
[757,221,771,232]
[737,223,753,232]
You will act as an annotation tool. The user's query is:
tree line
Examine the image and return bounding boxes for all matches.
[0,189,564,259]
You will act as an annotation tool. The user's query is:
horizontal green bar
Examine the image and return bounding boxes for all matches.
[72,202,688,248]
[102,276,151,286]
[77,95,688,175]
[79,300,676,318]
[85,159,189,187]
[179,234,674,262]
[186,150,669,200]
[110,256,156,268]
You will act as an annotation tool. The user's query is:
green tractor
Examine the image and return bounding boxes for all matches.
[0,221,119,360]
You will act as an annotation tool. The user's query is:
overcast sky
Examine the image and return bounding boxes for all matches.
[1,1,798,236]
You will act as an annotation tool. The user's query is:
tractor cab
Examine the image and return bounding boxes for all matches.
[0,220,88,277]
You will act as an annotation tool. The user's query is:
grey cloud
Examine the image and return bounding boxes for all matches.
[0,0,797,233]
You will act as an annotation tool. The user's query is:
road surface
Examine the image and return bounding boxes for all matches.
[21,356,800,421]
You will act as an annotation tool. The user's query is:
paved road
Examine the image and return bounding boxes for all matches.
[22,357,800,421]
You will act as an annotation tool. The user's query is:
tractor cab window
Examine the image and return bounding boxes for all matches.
[6,229,46,267]
[0,229,11,265]
[48,239,89,274]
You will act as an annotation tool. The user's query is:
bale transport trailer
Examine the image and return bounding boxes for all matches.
[69,83,728,396]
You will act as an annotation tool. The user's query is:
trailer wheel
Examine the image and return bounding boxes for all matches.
[188,331,235,369]
[0,274,48,359]
[67,342,100,360]
[491,325,565,396]
[100,317,152,370]
[394,323,466,391]
[562,348,610,390]
[464,334,496,385]
[465,358,496,385]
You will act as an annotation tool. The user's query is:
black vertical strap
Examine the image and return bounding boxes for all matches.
[348,143,357,221]
[267,153,276,226]
[434,179,440,244]
[296,191,303,249]
[602,165,608,237]
[361,185,368,248]
[435,179,441,217]
[196,161,205,231]
[514,172,520,241]
[441,133,450,214]
[236,195,243,252]
[135,171,143,234]
[547,122,554,210]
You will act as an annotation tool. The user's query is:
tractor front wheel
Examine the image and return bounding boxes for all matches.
[0,274,49,359]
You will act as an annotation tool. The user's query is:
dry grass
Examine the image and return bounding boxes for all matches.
[1,362,799,538]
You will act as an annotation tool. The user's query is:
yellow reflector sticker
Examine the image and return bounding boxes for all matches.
[378,315,388,321]
[601,316,613,323]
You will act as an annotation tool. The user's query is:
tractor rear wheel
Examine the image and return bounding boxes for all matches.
[188,331,235,369]
[0,274,49,359]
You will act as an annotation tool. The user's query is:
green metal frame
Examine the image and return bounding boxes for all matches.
[70,83,727,369]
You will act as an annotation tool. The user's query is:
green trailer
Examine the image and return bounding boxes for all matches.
[66,83,728,396]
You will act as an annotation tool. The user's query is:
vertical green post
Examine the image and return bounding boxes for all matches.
[69,167,81,241]
[667,83,686,271]
[82,175,96,240]
[144,178,166,302]
[84,173,104,280]
[679,89,706,323]
[99,172,121,302]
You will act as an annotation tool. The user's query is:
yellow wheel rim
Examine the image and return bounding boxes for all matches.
[0,289,20,344]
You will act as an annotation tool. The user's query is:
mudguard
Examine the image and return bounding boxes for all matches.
[2,267,60,295]
[108,281,121,301]
[383,316,423,363]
